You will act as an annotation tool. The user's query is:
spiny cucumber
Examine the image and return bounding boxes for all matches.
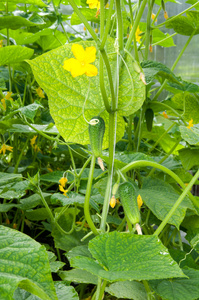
[118,182,140,225]
[88,116,105,158]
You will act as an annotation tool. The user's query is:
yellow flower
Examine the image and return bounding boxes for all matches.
[163,111,169,119]
[59,177,68,187]
[164,11,168,20]
[0,40,3,48]
[95,28,98,33]
[187,119,194,129]
[59,185,68,197]
[110,195,116,208]
[151,13,157,22]
[0,144,13,155]
[135,26,142,43]
[5,92,13,100]
[30,135,37,147]
[36,87,45,98]
[63,44,98,78]
[87,0,100,10]
[137,194,143,210]
[1,98,6,110]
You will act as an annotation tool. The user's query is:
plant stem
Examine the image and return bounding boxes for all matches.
[148,122,175,154]
[154,169,199,236]
[84,155,99,235]
[125,0,148,51]
[153,30,196,101]
[152,101,186,125]
[156,1,199,29]
[120,160,199,208]
[100,113,115,232]
[144,0,152,60]
[67,0,98,43]
[101,0,114,49]
[116,0,124,51]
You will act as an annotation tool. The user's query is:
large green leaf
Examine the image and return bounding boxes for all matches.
[179,148,199,170]
[0,225,57,300]
[139,177,196,229]
[165,11,199,35]
[0,16,45,30]
[150,268,199,300]
[168,93,199,123]
[70,232,185,282]
[0,0,46,6]
[141,60,180,84]
[59,269,98,285]
[180,125,199,145]
[105,281,147,300]
[28,39,145,147]
[0,45,34,66]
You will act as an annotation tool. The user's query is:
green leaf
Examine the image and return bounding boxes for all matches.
[167,79,199,93]
[0,0,46,7]
[165,11,199,35]
[36,31,67,51]
[19,102,44,122]
[54,282,79,300]
[105,281,147,300]
[141,60,180,84]
[52,209,88,252]
[70,232,185,282]
[180,125,199,145]
[8,123,59,134]
[186,228,199,252]
[59,269,98,285]
[150,268,199,300]
[0,172,22,186]
[71,8,100,25]
[28,39,145,147]
[25,208,50,221]
[0,46,34,66]
[0,225,57,300]
[179,148,199,170]
[168,92,199,123]
[102,151,154,169]
[0,16,45,30]
[140,177,196,229]
[152,29,176,47]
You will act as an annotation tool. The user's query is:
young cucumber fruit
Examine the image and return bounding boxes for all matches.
[88,116,105,158]
[145,108,154,132]
[118,182,140,225]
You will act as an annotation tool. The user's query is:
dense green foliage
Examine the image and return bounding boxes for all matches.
[0,0,199,299]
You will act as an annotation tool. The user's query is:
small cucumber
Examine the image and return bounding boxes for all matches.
[118,182,140,225]
[145,108,154,132]
[88,116,105,157]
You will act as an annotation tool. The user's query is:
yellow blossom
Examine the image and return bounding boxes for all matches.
[63,44,98,78]
[164,11,168,20]
[87,0,100,10]
[135,26,142,43]
[187,119,194,129]
[1,98,6,110]
[5,92,13,100]
[30,135,37,147]
[110,195,116,208]
[95,28,98,33]
[59,185,68,197]
[163,111,169,118]
[59,177,68,187]
[0,144,13,155]
[83,26,86,31]
[149,44,153,53]
[137,194,143,210]
[151,13,157,22]
[0,40,3,48]
[36,87,45,98]
[105,3,109,8]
